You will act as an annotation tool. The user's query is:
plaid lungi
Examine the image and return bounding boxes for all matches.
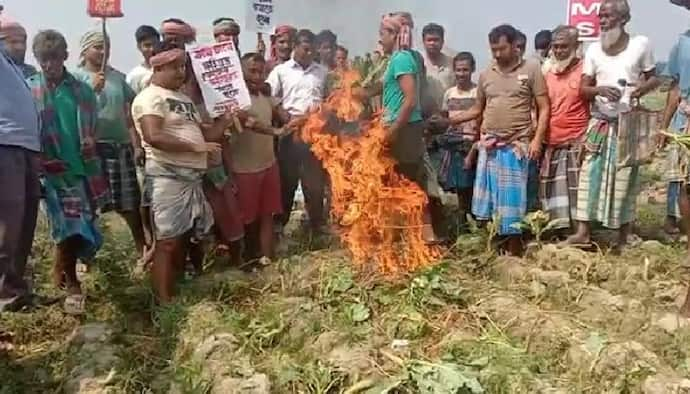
[422,151,443,200]
[97,143,141,213]
[539,144,582,229]
[574,118,640,229]
[472,145,529,235]
[429,142,476,191]
[665,108,690,218]
[527,159,540,212]
[42,178,102,259]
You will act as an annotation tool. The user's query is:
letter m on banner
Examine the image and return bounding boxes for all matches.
[567,0,601,41]
[87,0,123,17]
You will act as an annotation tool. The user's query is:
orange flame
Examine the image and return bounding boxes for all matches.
[301,70,438,275]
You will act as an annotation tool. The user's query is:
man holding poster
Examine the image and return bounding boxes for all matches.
[266,29,329,235]
[132,42,234,303]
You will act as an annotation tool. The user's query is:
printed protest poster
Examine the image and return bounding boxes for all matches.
[567,0,601,41]
[188,41,252,117]
[246,0,275,34]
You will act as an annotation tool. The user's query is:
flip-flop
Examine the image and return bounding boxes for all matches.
[63,294,86,315]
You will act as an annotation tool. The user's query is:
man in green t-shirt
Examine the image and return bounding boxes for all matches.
[379,13,443,244]
[28,30,109,313]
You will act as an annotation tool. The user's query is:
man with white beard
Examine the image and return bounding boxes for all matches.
[566,0,658,250]
[540,26,590,231]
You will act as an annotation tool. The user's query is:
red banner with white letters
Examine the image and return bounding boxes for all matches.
[87,0,123,18]
[567,0,601,41]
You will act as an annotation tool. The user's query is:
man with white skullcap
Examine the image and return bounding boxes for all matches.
[72,29,148,262]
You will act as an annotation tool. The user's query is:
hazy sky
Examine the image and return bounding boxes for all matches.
[2,0,688,72]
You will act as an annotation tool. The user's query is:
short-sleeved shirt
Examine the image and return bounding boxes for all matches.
[131,84,207,170]
[230,94,276,173]
[126,63,153,95]
[73,67,136,144]
[0,47,40,152]
[664,31,690,131]
[478,59,547,134]
[545,60,590,145]
[583,35,656,117]
[383,50,423,124]
[266,59,328,116]
[424,52,456,111]
[442,85,478,141]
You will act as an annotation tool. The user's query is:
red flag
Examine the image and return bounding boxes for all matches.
[87,0,123,18]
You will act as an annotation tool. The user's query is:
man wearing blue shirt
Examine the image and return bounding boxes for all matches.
[663,0,690,317]
[661,0,690,257]
[0,15,41,311]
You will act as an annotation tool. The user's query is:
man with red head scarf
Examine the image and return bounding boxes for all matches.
[161,18,196,47]
[132,42,234,303]
[213,18,241,54]
[266,25,296,73]
[379,12,445,244]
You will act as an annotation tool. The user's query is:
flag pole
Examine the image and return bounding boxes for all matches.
[100,17,108,72]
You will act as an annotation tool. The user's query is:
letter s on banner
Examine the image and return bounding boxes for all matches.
[567,0,601,41]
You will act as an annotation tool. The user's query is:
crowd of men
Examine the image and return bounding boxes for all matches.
[2,0,690,312]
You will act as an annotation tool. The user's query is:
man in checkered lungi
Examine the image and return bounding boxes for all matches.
[565,0,658,250]
[74,29,147,257]
[663,0,690,317]
[452,24,550,256]
[539,26,590,231]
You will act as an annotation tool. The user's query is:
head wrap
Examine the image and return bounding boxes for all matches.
[79,29,109,65]
[270,24,296,62]
[80,30,108,54]
[0,15,26,40]
[381,13,412,50]
[213,18,240,36]
[150,48,185,68]
[161,20,196,43]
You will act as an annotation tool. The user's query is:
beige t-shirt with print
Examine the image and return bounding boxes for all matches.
[131,84,207,170]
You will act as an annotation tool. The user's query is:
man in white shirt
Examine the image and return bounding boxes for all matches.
[266,29,329,234]
[567,0,658,250]
[126,25,160,95]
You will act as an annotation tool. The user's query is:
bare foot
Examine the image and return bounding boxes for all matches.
[681,300,690,318]
[682,255,690,269]
[564,233,591,246]
[52,269,66,290]
[664,218,681,235]
[66,285,82,296]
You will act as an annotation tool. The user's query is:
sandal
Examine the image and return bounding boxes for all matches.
[64,294,86,315]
